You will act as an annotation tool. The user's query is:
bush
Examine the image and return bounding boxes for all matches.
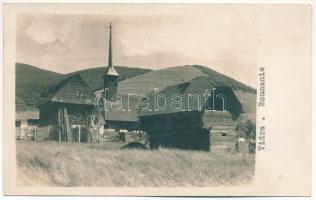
[238,120,256,153]
[239,120,256,139]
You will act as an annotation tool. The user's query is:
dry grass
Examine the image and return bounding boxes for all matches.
[16,141,255,187]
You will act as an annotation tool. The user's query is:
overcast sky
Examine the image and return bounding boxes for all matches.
[16,5,257,87]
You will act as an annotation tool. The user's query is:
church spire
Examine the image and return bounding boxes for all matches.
[105,22,119,77]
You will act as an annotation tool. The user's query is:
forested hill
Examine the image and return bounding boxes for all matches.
[16,63,152,105]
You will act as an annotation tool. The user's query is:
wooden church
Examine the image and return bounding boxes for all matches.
[38,23,120,143]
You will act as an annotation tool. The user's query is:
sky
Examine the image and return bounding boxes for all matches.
[16,5,257,87]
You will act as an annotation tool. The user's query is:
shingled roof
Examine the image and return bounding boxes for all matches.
[137,77,214,116]
[39,73,96,106]
[100,80,219,121]
[138,76,243,117]
[102,94,139,122]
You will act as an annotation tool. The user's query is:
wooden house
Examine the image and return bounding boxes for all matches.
[39,73,103,142]
[15,100,40,140]
[139,77,244,151]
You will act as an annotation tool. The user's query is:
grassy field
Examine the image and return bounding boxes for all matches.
[16,141,255,187]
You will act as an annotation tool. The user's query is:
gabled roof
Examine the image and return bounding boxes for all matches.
[138,77,215,116]
[39,73,96,106]
[138,76,243,117]
[104,109,139,122]
[101,94,139,122]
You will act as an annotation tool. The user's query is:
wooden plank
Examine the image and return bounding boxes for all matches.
[58,106,61,142]
[85,110,90,143]
[63,106,71,142]
[33,129,37,141]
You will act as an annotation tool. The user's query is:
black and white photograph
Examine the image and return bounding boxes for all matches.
[15,5,257,187]
[3,3,312,196]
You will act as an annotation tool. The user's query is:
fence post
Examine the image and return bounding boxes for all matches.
[33,129,37,141]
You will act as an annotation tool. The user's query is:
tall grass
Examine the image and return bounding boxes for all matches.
[16,142,255,187]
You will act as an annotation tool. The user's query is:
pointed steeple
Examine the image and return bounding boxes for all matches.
[103,22,119,101]
[105,22,119,77]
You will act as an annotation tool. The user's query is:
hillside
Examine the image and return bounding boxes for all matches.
[16,63,152,106]
[116,65,256,121]
[193,65,256,93]
[16,63,256,121]
[117,65,256,95]
[16,63,63,105]
[74,66,151,91]
[117,65,206,94]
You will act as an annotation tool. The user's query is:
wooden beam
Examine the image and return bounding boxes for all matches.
[85,110,90,143]
[33,129,37,141]
[63,106,71,142]
[58,106,61,142]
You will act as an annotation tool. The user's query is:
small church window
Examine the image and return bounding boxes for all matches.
[221,133,227,136]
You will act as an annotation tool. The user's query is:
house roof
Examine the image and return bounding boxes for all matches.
[104,109,139,122]
[138,76,242,117]
[39,73,96,106]
[138,77,215,116]
[102,94,139,122]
